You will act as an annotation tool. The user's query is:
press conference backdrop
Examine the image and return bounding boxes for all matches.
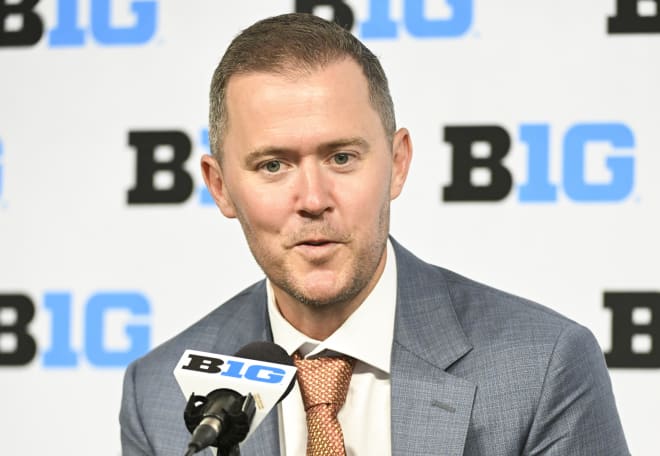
[1,0,658,454]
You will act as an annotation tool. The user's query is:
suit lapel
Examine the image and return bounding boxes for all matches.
[390,239,476,455]
[391,344,476,455]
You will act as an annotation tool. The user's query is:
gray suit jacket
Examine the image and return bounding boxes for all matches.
[120,239,629,455]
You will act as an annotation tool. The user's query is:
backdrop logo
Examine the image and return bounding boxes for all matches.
[127,128,213,206]
[0,291,151,368]
[605,291,660,368]
[442,123,636,203]
[608,0,660,34]
[295,0,473,38]
[0,0,158,48]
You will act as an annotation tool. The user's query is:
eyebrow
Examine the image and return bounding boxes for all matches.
[243,137,370,166]
[320,137,370,152]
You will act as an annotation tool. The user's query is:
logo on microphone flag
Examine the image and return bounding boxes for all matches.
[174,349,297,440]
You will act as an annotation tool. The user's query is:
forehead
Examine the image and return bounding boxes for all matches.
[225,59,371,112]
[223,59,385,150]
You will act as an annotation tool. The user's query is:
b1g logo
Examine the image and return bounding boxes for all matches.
[0,0,158,47]
[605,292,660,368]
[0,291,151,367]
[608,0,660,34]
[443,123,636,203]
[127,128,214,206]
[295,0,473,38]
[182,354,287,384]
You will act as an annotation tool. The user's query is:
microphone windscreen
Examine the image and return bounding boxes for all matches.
[234,341,294,366]
[234,341,296,402]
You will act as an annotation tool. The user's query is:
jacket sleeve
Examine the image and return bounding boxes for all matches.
[119,360,154,456]
[522,323,629,455]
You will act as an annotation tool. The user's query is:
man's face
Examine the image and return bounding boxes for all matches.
[202,58,411,317]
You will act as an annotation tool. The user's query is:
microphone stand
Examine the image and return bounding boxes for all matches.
[183,389,256,455]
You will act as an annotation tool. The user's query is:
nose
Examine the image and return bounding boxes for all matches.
[294,161,332,218]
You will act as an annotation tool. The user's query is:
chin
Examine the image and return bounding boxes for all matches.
[296,292,351,309]
[298,284,343,304]
[295,279,363,310]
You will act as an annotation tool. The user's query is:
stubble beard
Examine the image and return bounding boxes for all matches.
[239,201,391,311]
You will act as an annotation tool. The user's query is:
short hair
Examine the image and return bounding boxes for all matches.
[208,13,396,161]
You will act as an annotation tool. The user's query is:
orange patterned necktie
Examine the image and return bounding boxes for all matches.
[293,353,356,456]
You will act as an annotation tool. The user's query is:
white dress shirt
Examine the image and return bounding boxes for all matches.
[267,240,397,456]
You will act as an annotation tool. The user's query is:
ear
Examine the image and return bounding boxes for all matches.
[200,154,237,218]
[389,128,413,200]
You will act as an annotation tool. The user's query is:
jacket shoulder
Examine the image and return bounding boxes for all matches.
[439,266,576,340]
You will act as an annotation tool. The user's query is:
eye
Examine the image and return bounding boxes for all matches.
[263,160,281,173]
[333,153,350,165]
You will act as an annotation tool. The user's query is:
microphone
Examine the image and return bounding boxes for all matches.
[173,342,297,456]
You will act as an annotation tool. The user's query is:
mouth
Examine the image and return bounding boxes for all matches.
[290,236,344,262]
[296,239,335,247]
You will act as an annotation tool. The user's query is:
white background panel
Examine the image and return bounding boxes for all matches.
[1,1,658,454]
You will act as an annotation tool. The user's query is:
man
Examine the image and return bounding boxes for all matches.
[120,13,629,456]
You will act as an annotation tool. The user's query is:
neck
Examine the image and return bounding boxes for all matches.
[278,301,354,340]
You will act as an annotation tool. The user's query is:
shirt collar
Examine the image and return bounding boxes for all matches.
[267,239,397,374]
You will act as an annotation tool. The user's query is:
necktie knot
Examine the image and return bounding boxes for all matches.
[293,353,355,410]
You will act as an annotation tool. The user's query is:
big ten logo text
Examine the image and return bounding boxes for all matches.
[182,354,287,384]
[127,129,213,205]
[608,0,660,34]
[0,0,157,48]
[0,291,151,367]
[295,0,472,38]
[442,123,636,203]
[605,292,660,368]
